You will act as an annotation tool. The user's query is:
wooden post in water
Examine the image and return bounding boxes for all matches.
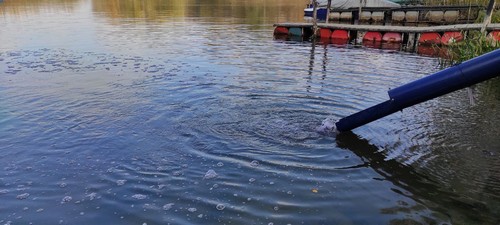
[326,0,332,23]
[358,0,363,24]
[312,0,318,38]
[481,0,496,34]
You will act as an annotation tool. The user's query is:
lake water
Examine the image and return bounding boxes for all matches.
[1,0,500,224]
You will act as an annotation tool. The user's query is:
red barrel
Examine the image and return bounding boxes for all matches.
[319,28,332,39]
[419,32,441,45]
[441,31,463,45]
[382,32,402,43]
[363,32,383,42]
[331,30,349,40]
[489,31,500,41]
[274,26,288,35]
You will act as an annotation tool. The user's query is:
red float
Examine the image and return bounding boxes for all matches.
[363,31,383,42]
[382,32,402,43]
[489,30,500,41]
[319,28,332,38]
[331,29,349,40]
[274,26,288,35]
[441,31,463,45]
[419,32,441,45]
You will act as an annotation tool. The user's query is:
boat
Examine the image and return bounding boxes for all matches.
[304,0,401,20]
[304,4,328,20]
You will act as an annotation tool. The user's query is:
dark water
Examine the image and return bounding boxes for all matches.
[1,0,500,224]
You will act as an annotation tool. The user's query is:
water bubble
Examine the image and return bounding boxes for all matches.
[61,196,72,203]
[163,203,174,211]
[170,170,183,177]
[132,194,147,200]
[249,178,256,183]
[216,204,225,211]
[217,162,224,167]
[16,193,29,200]
[203,169,218,180]
[187,208,197,212]
[250,160,259,167]
[116,180,127,186]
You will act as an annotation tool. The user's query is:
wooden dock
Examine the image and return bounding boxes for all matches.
[274,23,500,33]
[273,22,500,52]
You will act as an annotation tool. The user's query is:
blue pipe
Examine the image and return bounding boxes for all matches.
[335,49,500,132]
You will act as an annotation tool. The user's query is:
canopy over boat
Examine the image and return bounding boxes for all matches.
[313,0,401,9]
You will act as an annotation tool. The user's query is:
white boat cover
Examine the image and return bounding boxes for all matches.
[313,0,401,9]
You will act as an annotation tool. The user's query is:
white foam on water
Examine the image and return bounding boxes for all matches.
[216,204,225,211]
[86,192,97,201]
[132,194,147,200]
[250,160,259,167]
[203,169,218,180]
[162,203,174,211]
[16,193,29,200]
[61,196,72,203]
[316,117,338,135]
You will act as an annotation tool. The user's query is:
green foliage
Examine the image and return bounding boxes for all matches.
[440,31,499,66]
[476,9,500,22]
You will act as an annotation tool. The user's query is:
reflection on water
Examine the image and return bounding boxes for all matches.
[0,0,79,15]
[91,0,305,24]
[1,0,500,224]
[337,131,499,224]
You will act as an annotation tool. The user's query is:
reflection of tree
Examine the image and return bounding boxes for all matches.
[0,0,79,15]
[91,0,306,24]
[91,0,187,20]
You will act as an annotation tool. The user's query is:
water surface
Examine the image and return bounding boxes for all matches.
[1,0,500,224]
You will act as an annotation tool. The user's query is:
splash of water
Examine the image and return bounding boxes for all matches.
[316,117,338,135]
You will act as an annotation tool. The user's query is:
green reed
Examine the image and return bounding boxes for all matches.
[439,31,499,67]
